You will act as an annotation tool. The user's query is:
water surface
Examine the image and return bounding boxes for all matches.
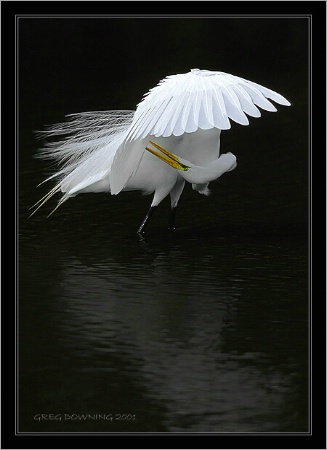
[19,132,309,433]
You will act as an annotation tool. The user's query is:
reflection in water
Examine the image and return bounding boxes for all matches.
[19,148,308,432]
[21,234,307,432]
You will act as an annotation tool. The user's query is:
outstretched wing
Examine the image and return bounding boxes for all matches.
[127,68,290,139]
[110,68,290,194]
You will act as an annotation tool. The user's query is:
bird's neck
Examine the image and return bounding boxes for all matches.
[182,153,237,184]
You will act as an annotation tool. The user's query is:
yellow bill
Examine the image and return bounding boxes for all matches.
[146,141,189,171]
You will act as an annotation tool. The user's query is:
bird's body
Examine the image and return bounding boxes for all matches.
[32,69,290,232]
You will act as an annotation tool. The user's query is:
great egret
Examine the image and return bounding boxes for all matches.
[31,68,290,233]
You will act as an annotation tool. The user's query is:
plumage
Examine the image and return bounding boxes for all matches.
[31,68,291,232]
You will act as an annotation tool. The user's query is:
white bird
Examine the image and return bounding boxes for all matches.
[31,68,291,233]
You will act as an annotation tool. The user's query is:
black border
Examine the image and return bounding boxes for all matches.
[3,2,326,449]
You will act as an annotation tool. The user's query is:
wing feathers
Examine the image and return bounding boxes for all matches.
[221,86,249,126]
[110,70,290,194]
[126,70,290,140]
[231,84,262,118]
[36,69,291,200]
[241,84,277,112]
[211,88,231,129]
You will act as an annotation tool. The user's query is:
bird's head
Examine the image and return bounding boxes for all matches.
[146,141,236,185]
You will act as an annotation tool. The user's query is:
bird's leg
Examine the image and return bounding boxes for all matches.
[169,207,177,232]
[137,206,157,234]
[169,178,185,232]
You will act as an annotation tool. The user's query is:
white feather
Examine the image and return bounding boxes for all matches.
[110,69,290,193]
[30,111,133,215]
[32,68,291,214]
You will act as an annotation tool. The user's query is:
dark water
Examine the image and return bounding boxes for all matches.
[17,16,310,435]
[18,116,309,435]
